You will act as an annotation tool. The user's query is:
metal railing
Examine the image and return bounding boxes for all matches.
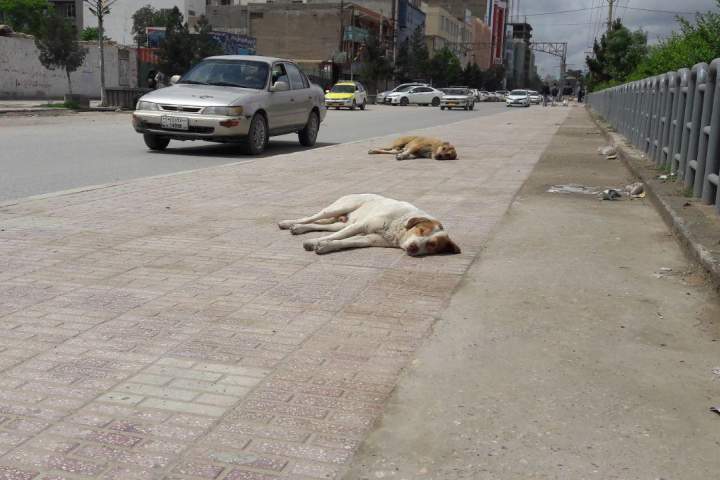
[587,60,720,215]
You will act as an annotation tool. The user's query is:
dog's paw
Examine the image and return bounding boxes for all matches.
[395,154,410,161]
[314,241,334,255]
[290,225,306,235]
[303,240,318,251]
[278,220,293,230]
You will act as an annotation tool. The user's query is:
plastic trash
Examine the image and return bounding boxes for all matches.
[625,182,645,197]
[601,189,622,200]
[598,145,617,156]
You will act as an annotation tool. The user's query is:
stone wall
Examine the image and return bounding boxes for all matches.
[0,35,138,99]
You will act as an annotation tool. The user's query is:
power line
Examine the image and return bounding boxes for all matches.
[521,5,696,17]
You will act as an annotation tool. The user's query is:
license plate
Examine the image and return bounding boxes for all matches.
[161,115,188,130]
[448,102,457,106]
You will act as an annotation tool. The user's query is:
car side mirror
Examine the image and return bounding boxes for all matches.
[271,81,290,92]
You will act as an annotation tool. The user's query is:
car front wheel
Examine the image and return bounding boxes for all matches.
[241,113,267,155]
[360,100,366,110]
[431,97,440,106]
[298,110,320,147]
[400,97,409,106]
[143,134,170,151]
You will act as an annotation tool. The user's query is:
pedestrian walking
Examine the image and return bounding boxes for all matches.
[551,84,559,106]
[541,83,550,107]
[577,87,585,103]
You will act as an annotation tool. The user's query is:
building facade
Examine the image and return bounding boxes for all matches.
[48,0,84,33]
[469,17,491,69]
[421,1,472,65]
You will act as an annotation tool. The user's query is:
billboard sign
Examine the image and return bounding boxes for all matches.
[144,27,256,55]
[491,1,506,65]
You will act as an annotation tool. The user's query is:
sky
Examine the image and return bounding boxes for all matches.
[514,0,719,79]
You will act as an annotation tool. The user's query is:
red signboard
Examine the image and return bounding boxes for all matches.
[492,3,505,64]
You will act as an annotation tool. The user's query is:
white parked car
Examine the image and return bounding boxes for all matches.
[528,90,542,104]
[377,82,426,104]
[386,85,444,106]
[439,87,475,110]
[506,89,531,107]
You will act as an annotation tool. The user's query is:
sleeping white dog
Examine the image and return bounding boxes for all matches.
[278,194,461,256]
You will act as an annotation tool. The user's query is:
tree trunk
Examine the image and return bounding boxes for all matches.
[99,11,106,106]
[66,69,73,96]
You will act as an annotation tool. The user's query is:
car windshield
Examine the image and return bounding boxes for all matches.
[394,85,416,92]
[179,60,269,89]
[510,90,528,95]
[331,84,355,93]
[441,88,469,95]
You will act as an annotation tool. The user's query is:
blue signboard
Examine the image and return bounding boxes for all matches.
[145,27,256,55]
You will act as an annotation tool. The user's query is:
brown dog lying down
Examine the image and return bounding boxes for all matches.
[278,193,461,256]
[368,136,458,161]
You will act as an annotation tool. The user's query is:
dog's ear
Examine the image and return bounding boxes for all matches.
[405,216,432,229]
[440,238,461,254]
[405,217,444,230]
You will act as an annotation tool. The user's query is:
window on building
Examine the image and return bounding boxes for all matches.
[66,2,76,18]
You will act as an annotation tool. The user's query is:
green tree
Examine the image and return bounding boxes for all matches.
[407,26,429,81]
[0,0,51,34]
[394,39,411,82]
[357,34,393,93]
[193,15,222,63]
[630,3,720,80]
[131,5,172,47]
[429,47,462,87]
[482,64,505,91]
[80,26,100,40]
[157,7,194,76]
[586,19,647,90]
[34,12,87,95]
[462,62,483,88]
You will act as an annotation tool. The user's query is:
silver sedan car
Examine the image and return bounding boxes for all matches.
[132,55,327,155]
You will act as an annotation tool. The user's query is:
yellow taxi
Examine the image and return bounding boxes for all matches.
[324,81,368,110]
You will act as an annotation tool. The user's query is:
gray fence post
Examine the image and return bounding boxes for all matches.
[685,63,710,194]
[701,58,720,212]
[669,69,690,174]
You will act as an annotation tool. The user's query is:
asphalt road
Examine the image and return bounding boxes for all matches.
[0,103,506,202]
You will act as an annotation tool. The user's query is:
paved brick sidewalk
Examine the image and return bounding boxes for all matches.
[0,106,569,479]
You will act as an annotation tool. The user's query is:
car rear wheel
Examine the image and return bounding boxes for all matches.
[143,134,170,151]
[298,110,320,147]
[241,113,267,155]
[431,97,440,106]
[400,97,409,106]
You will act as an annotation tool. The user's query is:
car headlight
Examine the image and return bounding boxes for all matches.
[204,106,244,116]
[136,101,159,111]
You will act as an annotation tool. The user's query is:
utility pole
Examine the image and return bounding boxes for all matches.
[606,0,616,33]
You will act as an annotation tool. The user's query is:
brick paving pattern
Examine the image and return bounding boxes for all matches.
[0,108,567,479]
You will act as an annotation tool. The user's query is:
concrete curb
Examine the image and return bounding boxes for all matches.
[587,107,720,291]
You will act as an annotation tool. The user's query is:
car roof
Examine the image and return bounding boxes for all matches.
[203,55,292,64]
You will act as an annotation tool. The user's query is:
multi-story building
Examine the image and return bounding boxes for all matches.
[48,0,84,33]
[82,0,206,45]
[507,22,532,89]
[421,1,472,65]
[469,17,492,69]
[424,0,488,21]
[207,2,393,88]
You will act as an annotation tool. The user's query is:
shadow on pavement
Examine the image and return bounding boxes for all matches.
[155,140,337,159]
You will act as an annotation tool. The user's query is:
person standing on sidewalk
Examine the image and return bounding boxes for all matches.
[541,84,550,107]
